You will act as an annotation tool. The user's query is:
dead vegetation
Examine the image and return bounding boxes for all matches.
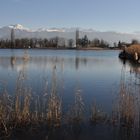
[68,89,85,124]
[46,65,62,127]
[90,101,107,124]
[125,44,140,56]
[0,64,140,139]
[111,66,140,132]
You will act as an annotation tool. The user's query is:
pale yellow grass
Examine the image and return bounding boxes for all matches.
[126,44,140,55]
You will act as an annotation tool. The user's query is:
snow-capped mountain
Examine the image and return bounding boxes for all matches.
[0,24,140,44]
[8,24,30,31]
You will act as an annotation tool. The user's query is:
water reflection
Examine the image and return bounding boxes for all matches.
[119,58,140,79]
[1,50,139,139]
[0,50,124,111]
[10,56,16,69]
[0,55,118,73]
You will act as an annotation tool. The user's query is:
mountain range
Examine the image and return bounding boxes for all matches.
[0,24,140,45]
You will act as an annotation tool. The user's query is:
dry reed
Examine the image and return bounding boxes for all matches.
[90,101,107,123]
[0,61,140,139]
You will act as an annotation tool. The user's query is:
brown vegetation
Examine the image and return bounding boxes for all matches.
[0,65,140,139]
[90,101,107,123]
[125,44,140,56]
[119,44,140,62]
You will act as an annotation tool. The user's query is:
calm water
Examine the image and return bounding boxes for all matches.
[0,49,123,111]
[0,49,139,140]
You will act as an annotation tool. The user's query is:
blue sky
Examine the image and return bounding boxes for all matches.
[0,0,140,32]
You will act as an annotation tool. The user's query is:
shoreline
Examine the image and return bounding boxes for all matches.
[0,47,121,51]
[119,44,140,63]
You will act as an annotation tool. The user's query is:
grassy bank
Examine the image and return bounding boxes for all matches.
[119,44,140,62]
[125,45,140,55]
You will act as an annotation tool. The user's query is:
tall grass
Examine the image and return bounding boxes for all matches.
[110,66,140,139]
[90,101,107,123]
[68,89,85,123]
[0,63,140,139]
[122,44,140,61]
[47,65,62,127]
[125,45,140,56]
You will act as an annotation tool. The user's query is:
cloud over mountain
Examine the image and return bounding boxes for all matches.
[0,24,140,45]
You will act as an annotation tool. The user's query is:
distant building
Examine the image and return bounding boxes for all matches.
[58,37,65,48]
[11,28,15,48]
[76,29,79,48]
[68,39,75,48]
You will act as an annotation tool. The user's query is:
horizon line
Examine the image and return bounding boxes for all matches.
[0,23,139,35]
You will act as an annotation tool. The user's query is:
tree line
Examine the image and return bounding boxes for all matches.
[0,36,139,49]
[0,38,62,49]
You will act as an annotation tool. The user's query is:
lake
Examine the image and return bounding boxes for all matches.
[0,49,139,140]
